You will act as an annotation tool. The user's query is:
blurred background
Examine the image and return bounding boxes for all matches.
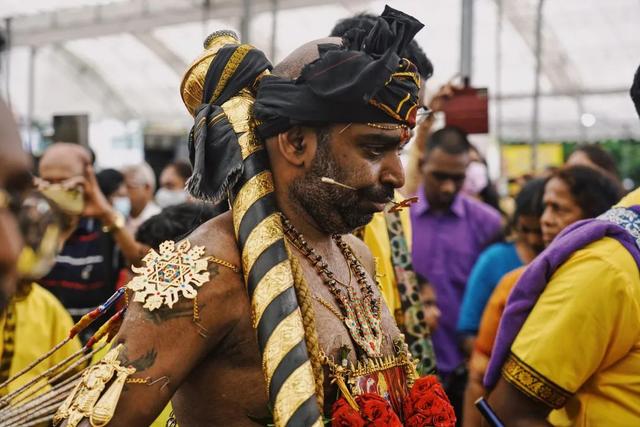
[1,0,639,188]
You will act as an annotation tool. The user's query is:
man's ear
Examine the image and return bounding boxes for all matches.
[276,126,316,167]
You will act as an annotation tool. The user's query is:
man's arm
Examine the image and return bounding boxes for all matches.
[81,165,147,266]
[64,217,244,426]
[486,377,551,427]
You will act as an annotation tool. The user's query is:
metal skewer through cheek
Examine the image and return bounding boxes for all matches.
[320,177,418,212]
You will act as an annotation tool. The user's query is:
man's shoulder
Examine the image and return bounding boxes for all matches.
[549,236,640,299]
[461,194,502,223]
[186,210,241,267]
[481,242,515,261]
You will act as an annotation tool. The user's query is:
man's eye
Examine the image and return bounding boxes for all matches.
[366,147,385,157]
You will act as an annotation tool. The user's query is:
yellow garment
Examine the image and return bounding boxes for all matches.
[616,187,640,207]
[508,235,640,426]
[362,197,413,315]
[0,284,82,395]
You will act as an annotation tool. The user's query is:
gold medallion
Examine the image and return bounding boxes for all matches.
[129,240,210,311]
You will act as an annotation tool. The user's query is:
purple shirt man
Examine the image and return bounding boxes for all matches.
[411,188,502,375]
[409,126,502,383]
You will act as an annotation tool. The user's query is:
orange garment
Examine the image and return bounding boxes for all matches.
[468,266,525,381]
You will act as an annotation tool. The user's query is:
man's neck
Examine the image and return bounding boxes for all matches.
[427,198,451,214]
[131,203,146,219]
[276,194,334,252]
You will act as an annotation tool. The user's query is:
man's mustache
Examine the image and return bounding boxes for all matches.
[320,176,394,203]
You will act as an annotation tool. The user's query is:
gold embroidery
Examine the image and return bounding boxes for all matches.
[54,345,135,427]
[221,92,254,134]
[240,213,282,276]
[263,310,306,390]
[210,44,252,103]
[502,352,571,409]
[251,260,295,328]
[237,130,263,159]
[232,171,275,236]
[273,360,322,427]
[180,32,240,117]
[395,92,411,114]
[128,240,210,312]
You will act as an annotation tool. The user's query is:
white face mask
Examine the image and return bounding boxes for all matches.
[112,196,131,218]
[155,188,188,208]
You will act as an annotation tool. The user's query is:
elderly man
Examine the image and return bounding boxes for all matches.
[54,7,455,427]
[122,162,160,233]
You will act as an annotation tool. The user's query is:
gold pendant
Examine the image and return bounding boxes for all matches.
[339,287,383,357]
[128,240,210,311]
[54,344,135,427]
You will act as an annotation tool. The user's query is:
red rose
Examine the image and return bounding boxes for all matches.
[331,397,366,427]
[405,412,434,427]
[404,376,456,427]
[331,394,402,427]
[357,394,402,427]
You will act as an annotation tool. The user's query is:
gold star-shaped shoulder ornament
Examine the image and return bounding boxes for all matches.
[129,240,210,311]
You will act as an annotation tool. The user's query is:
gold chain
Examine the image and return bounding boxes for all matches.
[312,294,345,321]
[366,122,407,130]
[207,256,241,273]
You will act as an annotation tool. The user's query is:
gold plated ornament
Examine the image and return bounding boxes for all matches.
[54,344,135,427]
[129,240,210,311]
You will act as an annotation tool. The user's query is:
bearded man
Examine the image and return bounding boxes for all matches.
[52,7,454,427]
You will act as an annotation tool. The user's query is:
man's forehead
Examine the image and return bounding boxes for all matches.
[39,143,89,178]
[340,123,407,139]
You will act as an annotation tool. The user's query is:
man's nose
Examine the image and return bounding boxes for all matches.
[440,178,456,194]
[380,153,405,189]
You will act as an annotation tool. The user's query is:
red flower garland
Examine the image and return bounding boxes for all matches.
[403,376,456,427]
[331,376,455,427]
[332,393,402,427]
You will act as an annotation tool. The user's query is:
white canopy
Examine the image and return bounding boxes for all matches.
[1,0,639,145]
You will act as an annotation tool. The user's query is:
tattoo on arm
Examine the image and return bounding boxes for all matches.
[119,347,158,372]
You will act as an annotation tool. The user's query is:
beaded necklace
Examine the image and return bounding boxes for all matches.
[281,216,383,357]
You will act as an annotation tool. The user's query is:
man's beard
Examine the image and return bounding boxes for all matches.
[289,142,394,235]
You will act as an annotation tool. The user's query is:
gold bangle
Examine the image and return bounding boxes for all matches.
[102,211,125,233]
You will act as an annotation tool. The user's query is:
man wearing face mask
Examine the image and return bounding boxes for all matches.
[155,160,192,208]
[37,144,145,343]
[96,168,131,218]
[122,163,161,234]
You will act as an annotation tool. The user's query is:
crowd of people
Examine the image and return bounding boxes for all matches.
[0,5,639,427]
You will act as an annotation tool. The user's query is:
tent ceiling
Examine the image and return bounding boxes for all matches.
[1,0,639,141]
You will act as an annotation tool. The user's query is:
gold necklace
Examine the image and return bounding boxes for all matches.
[281,215,383,357]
